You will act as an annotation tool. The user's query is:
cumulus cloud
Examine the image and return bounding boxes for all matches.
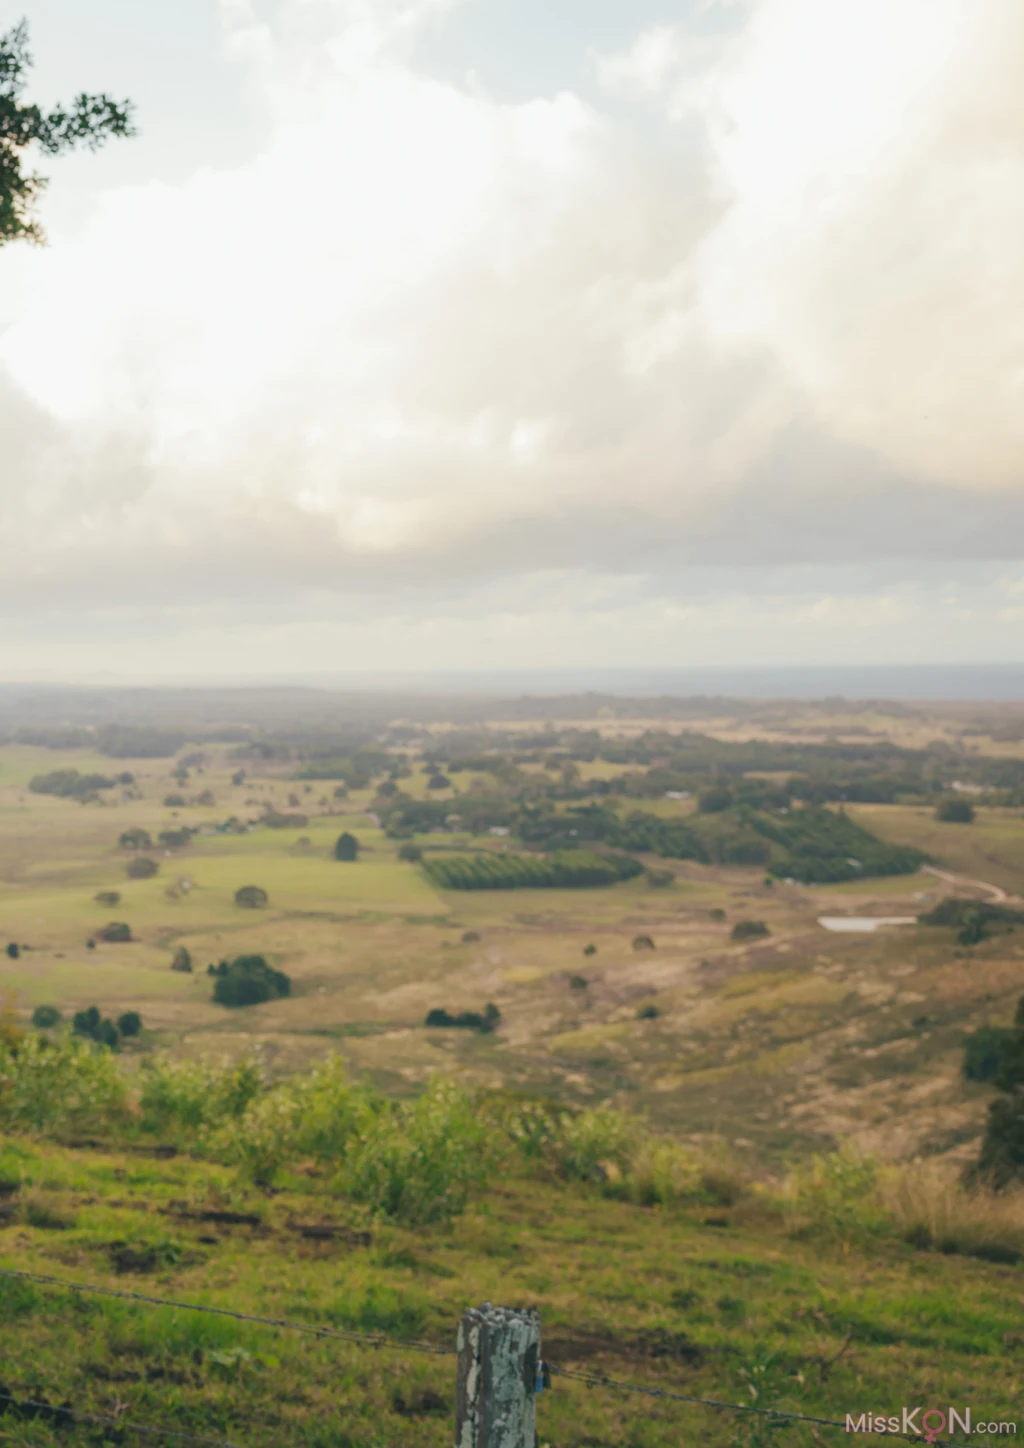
[0,0,1022,670]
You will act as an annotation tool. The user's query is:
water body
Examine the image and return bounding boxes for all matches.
[818,916,918,933]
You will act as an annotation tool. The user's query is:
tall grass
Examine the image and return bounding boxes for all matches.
[879,1163,1024,1263]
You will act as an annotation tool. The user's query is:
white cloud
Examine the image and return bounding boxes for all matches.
[0,0,1022,672]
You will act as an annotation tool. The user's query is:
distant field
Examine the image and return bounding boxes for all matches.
[0,735,1022,1166]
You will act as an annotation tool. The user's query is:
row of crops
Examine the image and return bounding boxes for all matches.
[422,849,644,890]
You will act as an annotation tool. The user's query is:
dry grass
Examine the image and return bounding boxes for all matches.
[878,1163,1024,1263]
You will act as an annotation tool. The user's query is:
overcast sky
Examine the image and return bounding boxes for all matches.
[0,0,1022,681]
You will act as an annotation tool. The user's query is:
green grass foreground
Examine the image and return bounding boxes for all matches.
[1,1040,1024,1446]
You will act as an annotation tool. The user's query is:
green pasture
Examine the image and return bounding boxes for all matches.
[850,805,1024,893]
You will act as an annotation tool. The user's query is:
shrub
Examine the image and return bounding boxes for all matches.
[159,828,193,849]
[709,908,726,921]
[461,931,481,944]
[163,794,186,807]
[731,920,770,941]
[637,1003,661,1020]
[880,1164,1024,1263]
[623,1140,746,1208]
[30,769,116,799]
[139,1054,264,1138]
[397,842,422,862]
[94,891,120,906]
[549,1105,636,1183]
[171,946,193,973]
[569,975,588,991]
[117,1012,142,1038]
[119,827,152,850]
[698,787,733,813]
[99,922,132,943]
[31,1006,61,1030]
[339,1079,493,1224]
[964,1025,1015,1082]
[334,832,360,861]
[646,868,674,888]
[937,797,976,823]
[632,935,655,951]
[126,857,159,880]
[583,943,597,956]
[212,955,291,1008]
[5,942,18,960]
[234,885,268,909]
[72,1006,120,1050]
[786,1147,880,1240]
[424,1004,500,1033]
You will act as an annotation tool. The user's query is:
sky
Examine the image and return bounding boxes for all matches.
[0,0,1023,681]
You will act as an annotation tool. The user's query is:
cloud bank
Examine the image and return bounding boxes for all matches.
[0,0,1022,671]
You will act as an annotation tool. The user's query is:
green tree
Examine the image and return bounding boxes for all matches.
[234,885,268,909]
[1,21,136,247]
[118,828,152,851]
[212,955,291,1008]
[126,856,159,879]
[31,1004,61,1029]
[334,832,359,862]
[117,1011,142,1037]
[937,797,976,823]
[397,842,422,862]
[973,997,1024,1187]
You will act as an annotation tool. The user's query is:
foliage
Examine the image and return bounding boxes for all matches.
[118,827,153,850]
[72,1006,120,1050]
[397,842,422,862]
[424,1004,500,1033]
[881,1163,1024,1263]
[423,849,643,891]
[98,921,132,943]
[139,1054,264,1138]
[632,934,655,950]
[30,1005,61,1029]
[972,997,1024,1188]
[920,897,1024,930]
[211,955,291,1008]
[28,768,115,798]
[787,1146,881,1240]
[339,1078,494,1224]
[0,1032,128,1132]
[126,856,159,879]
[699,787,734,813]
[334,831,360,861]
[5,941,18,959]
[171,946,193,973]
[646,868,675,887]
[937,797,976,823]
[117,1011,142,1038]
[234,885,268,909]
[732,920,770,941]
[964,1025,1015,1083]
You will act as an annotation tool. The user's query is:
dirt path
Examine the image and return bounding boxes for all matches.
[922,864,1017,904]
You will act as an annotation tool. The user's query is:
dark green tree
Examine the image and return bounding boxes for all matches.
[937,797,975,824]
[334,832,359,862]
[973,997,1024,1187]
[234,885,268,909]
[1,21,136,247]
[212,955,291,1008]
[31,1004,61,1029]
[117,1011,142,1037]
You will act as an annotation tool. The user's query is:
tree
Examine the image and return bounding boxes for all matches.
[397,842,422,862]
[334,832,359,862]
[972,997,1024,1187]
[5,941,18,959]
[119,828,152,851]
[31,1004,61,1029]
[117,1011,142,1037]
[94,890,121,907]
[126,856,159,880]
[99,921,132,942]
[937,797,976,823]
[170,946,192,973]
[731,919,770,941]
[212,954,291,1008]
[698,786,733,814]
[1,21,135,247]
[234,885,268,909]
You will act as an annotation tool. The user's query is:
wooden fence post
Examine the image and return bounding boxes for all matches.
[455,1303,542,1448]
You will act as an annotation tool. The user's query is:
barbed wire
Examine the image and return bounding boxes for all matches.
[1,1267,962,1445]
[0,1266,454,1358]
[0,1389,242,1448]
[548,1365,954,1446]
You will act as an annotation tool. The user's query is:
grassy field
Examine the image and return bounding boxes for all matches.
[1,745,1022,1163]
[1,1134,1022,1448]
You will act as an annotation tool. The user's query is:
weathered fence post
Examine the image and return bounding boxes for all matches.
[455,1303,542,1448]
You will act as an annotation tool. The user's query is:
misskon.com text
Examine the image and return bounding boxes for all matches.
[846,1408,1016,1439]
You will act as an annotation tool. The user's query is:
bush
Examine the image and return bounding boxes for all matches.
[698,787,733,813]
[94,891,121,906]
[786,1147,880,1240]
[99,922,132,943]
[159,828,193,849]
[549,1105,636,1183]
[0,1033,128,1134]
[5,942,18,960]
[397,842,422,862]
[212,955,291,1008]
[339,1079,493,1225]
[126,857,159,880]
[637,1003,661,1020]
[632,935,655,951]
[646,868,674,888]
[964,1025,1015,1082]
[117,1012,142,1038]
[334,832,360,861]
[31,1005,61,1029]
[424,1004,500,1033]
[732,920,770,941]
[937,797,976,823]
[72,1007,120,1050]
[171,946,193,973]
[30,769,116,799]
[234,885,268,909]
[119,828,152,850]
[139,1054,264,1138]
[569,974,589,990]
[163,793,186,807]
